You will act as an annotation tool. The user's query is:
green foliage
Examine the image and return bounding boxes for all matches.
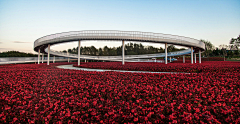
[62,40,240,58]
[201,39,215,58]
[63,43,185,56]
[0,51,38,57]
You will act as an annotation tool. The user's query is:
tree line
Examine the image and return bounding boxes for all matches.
[63,41,239,58]
[201,34,240,58]
[0,51,37,57]
[63,43,185,56]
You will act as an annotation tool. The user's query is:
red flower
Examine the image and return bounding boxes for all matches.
[134,117,138,122]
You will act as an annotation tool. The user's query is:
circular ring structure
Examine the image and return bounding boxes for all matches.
[34,30,205,61]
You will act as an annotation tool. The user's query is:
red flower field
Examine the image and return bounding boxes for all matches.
[74,61,240,73]
[0,61,240,123]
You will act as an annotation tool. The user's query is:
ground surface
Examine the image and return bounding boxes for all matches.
[0,61,240,123]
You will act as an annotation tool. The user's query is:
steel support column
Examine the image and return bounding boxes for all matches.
[183,55,185,63]
[42,54,44,63]
[191,47,193,64]
[38,49,40,64]
[165,43,167,64]
[47,44,50,65]
[122,40,125,65]
[53,56,55,63]
[67,51,69,63]
[194,53,196,63]
[78,40,81,66]
[170,57,171,62]
[199,50,201,64]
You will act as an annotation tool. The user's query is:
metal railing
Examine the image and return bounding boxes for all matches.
[34,30,205,50]
[0,57,71,64]
[47,48,192,61]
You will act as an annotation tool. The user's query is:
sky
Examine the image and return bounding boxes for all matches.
[0,0,239,53]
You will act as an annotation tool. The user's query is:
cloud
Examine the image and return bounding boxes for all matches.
[0,48,10,52]
[13,41,30,43]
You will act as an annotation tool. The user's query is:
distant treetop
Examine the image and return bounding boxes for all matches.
[0,51,38,57]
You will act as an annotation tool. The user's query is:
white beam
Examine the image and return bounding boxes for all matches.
[122,40,125,65]
[67,51,69,63]
[53,56,55,63]
[165,43,167,64]
[191,47,193,64]
[42,54,44,63]
[38,49,40,64]
[47,44,50,65]
[194,53,196,63]
[183,55,185,63]
[199,50,201,63]
[78,40,81,66]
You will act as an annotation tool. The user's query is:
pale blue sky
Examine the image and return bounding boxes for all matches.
[0,0,239,53]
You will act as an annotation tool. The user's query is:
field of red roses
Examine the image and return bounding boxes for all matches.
[0,61,240,123]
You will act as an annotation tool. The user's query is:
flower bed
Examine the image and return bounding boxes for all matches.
[174,57,225,61]
[74,61,240,73]
[0,62,240,123]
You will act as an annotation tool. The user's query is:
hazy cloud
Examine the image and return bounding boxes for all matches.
[0,48,9,52]
[13,41,30,43]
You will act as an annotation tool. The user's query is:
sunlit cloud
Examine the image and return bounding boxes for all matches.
[13,41,30,43]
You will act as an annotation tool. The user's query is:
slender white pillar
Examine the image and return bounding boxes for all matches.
[183,55,185,63]
[170,57,171,62]
[122,40,125,65]
[42,54,44,63]
[165,43,167,64]
[78,40,81,66]
[53,56,55,63]
[199,50,201,64]
[191,47,193,64]
[85,59,86,63]
[47,44,50,65]
[37,50,40,64]
[194,53,196,63]
[67,51,69,63]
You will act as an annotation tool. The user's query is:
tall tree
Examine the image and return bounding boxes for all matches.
[230,35,240,50]
[103,46,109,56]
[167,45,177,52]
[201,39,214,58]
[98,48,103,56]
